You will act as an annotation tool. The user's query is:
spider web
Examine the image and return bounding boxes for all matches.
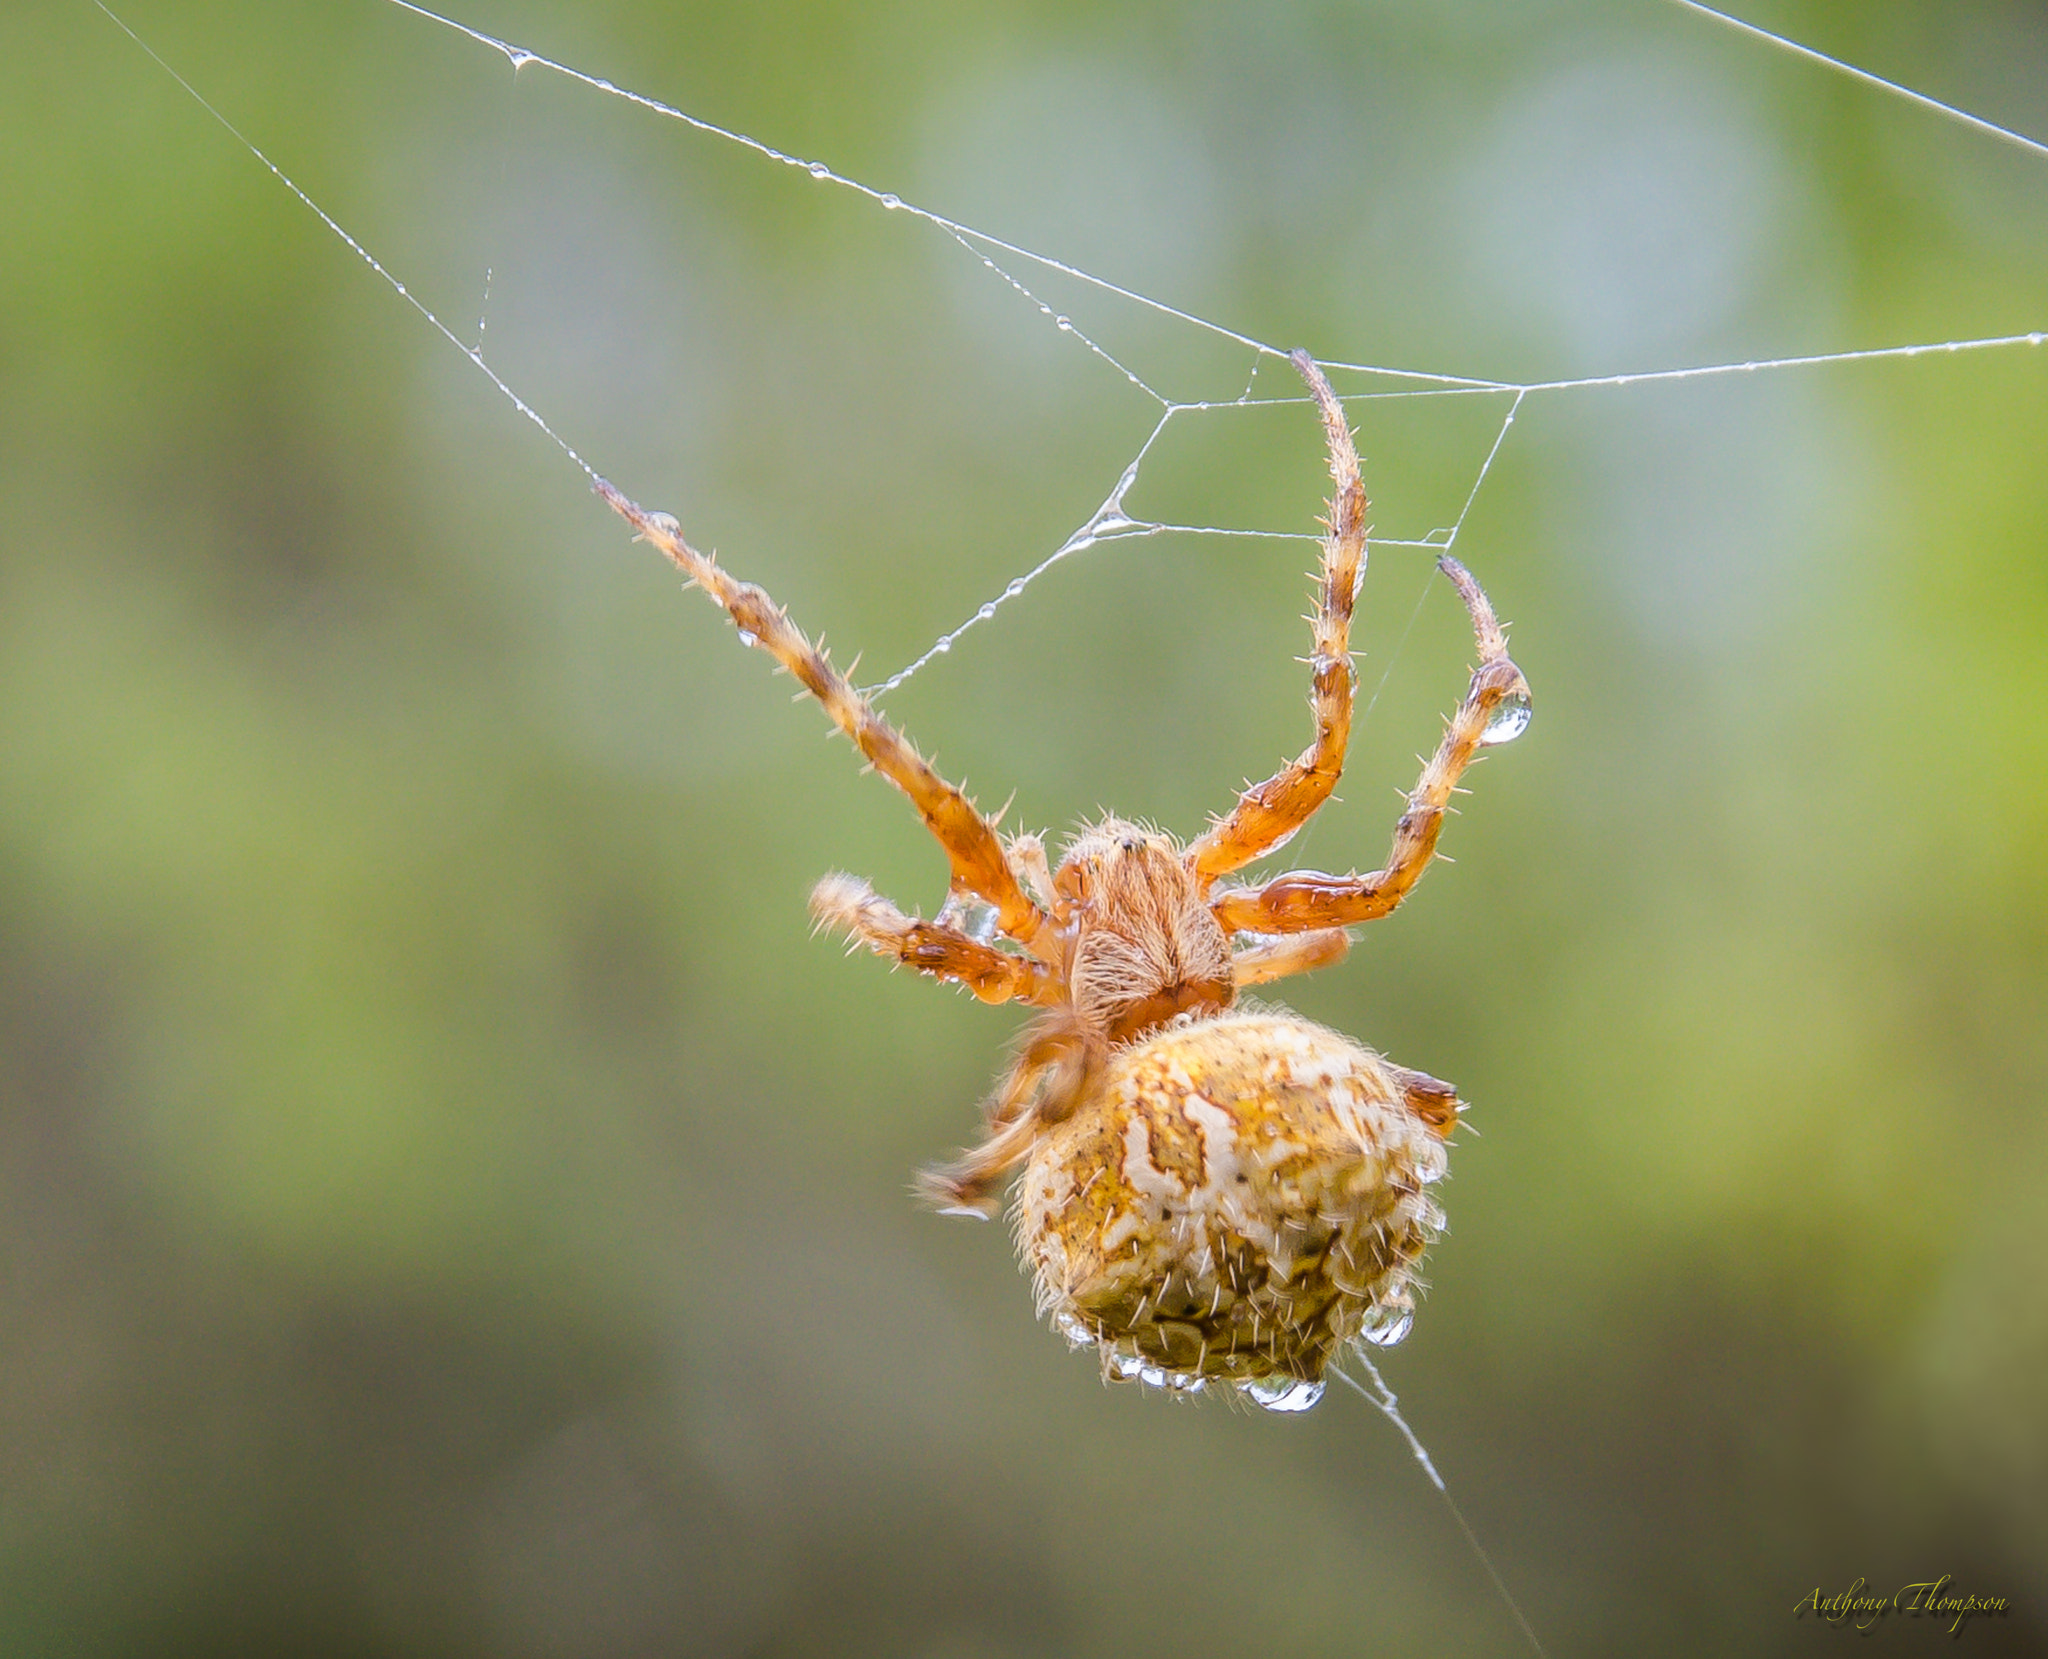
[87,0,2046,712]
[81,2,2047,1651]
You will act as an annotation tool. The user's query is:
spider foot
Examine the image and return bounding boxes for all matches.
[912,1161,1004,1220]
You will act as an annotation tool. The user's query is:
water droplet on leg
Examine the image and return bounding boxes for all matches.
[1479,692,1531,746]
[938,895,1001,944]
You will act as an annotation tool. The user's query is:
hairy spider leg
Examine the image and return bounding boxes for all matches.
[917,1011,1103,1217]
[810,874,1058,1005]
[598,480,1051,954]
[1228,926,1351,987]
[1189,349,1366,883]
[1211,555,1530,935]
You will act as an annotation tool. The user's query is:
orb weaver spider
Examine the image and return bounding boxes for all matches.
[597,350,1530,1410]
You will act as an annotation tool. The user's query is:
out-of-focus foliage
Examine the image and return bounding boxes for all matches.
[3,1,2044,1653]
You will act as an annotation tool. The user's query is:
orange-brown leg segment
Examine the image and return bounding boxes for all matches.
[914,1113,1041,1218]
[810,874,1057,1005]
[1212,554,1530,935]
[917,1012,1105,1217]
[599,481,1049,953]
[1189,349,1367,882]
[1228,926,1351,988]
[1389,1065,1463,1136]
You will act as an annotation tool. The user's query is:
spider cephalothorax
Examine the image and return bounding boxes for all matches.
[598,350,1530,1408]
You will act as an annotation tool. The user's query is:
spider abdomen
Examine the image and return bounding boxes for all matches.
[1016,1011,1455,1410]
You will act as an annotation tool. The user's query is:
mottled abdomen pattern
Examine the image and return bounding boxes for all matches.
[1017,1011,1455,1405]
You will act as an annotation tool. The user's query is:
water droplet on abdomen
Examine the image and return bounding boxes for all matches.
[1241,1375,1326,1412]
[1360,1302,1414,1347]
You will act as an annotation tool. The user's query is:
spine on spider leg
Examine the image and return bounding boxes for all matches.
[594,480,1046,945]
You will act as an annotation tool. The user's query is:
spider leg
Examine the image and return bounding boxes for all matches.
[1212,554,1530,935]
[1389,1065,1462,1136]
[1008,832,1055,910]
[913,1113,1041,1218]
[599,481,1049,953]
[916,1013,1103,1216]
[1228,927,1350,988]
[810,874,1057,1005]
[1189,349,1365,883]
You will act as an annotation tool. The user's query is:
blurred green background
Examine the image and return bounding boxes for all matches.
[5,0,2045,1653]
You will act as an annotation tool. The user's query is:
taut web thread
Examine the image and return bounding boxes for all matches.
[91,0,2045,703]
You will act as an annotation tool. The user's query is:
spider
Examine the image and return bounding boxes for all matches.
[596,350,1530,1410]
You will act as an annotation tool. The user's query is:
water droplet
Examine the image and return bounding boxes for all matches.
[736,629,759,649]
[1054,315,1072,331]
[941,897,1000,944]
[1360,1303,1414,1347]
[976,603,996,622]
[880,192,901,209]
[933,637,952,654]
[1479,692,1532,746]
[1054,1313,1093,1347]
[807,161,830,178]
[1004,578,1027,599]
[1241,1375,1325,1413]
